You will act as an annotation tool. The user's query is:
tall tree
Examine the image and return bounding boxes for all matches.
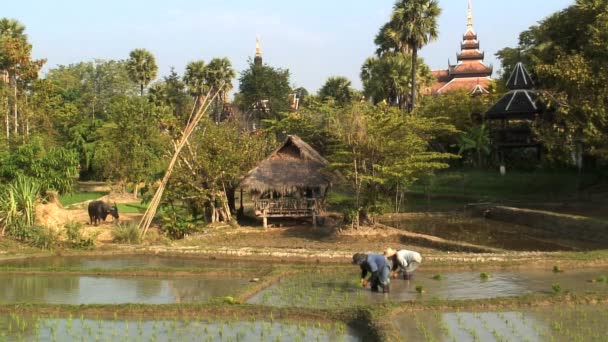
[376,0,441,111]
[205,57,236,122]
[126,49,158,97]
[318,76,354,105]
[183,60,208,113]
[361,52,432,109]
[0,20,45,139]
[237,59,291,122]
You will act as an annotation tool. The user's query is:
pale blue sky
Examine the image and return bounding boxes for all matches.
[4,0,574,92]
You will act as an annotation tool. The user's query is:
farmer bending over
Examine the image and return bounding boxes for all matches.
[352,253,391,293]
[384,248,422,280]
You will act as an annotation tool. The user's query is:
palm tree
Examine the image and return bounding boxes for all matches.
[205,58,235,122]
[0,18,26,39]
[126,49,158,97]
[183,60,208,112]
[318,76,354,105]
[458,124,491,167]
[379,0,441,112]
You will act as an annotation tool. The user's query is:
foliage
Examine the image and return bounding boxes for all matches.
[457,125,491,168]
[164,118,273,224]
[126,48,158,96]
[480,272,491,281]
[361,52,433,109]
[64,221,95,249]
[495,0,608,165]
[329,103,457,226]
[318,76,354,105]
[159,206,203,239]
[237,59,292,121]
[374,0,441,111]
[0,175,40,240]
[112,222,142,244]
[91,96,169,188]
[0,137,79,194]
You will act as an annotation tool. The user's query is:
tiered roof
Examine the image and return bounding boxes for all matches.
[485,62,541,119]
[429,0,493,95]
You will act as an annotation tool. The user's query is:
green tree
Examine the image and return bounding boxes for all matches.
[376,0,441,111]
[318,76,354,105]
[457,124,491,167]
[205,57,236,122]
[237,59,291,121]
[183,60,208,112]
[495,0,608,165]
[329,103,456,227]
[126,49,158,97]
[361,52,432,109]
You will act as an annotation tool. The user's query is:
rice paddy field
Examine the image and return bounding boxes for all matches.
[1,254,607,341]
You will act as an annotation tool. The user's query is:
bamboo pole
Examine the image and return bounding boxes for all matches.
[139,83,225,238]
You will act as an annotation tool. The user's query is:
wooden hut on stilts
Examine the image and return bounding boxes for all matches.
[240,135,331,228]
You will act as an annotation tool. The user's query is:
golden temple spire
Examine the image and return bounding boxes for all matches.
[467,0,473,31]
[255,36,262,58]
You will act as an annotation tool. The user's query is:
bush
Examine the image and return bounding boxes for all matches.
[64,221,95,249]
[159,206,203,239]
[112,223,142,244]
[29,226,61,250]
[0,176,41,240]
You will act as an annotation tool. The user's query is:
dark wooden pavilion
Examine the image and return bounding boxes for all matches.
[240,135,331,228]
[485,62,544,165]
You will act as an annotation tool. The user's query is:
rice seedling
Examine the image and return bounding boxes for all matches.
[553,265,563,273]
[480,272,491,280]
[432,274,444,281]
[416,285,425,294]
[552,283,562,294]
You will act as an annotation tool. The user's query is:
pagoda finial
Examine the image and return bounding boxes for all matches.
[467,0,473,31]
[254,36,263,66]
[255,36,262,57]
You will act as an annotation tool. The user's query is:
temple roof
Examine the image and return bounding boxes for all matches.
[435,76,492,95]
[457,49,484,61]
[485,90,541,119]
[450,61,493,75]
[506,62,535,90]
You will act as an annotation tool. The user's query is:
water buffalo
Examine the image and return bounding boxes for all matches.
[87,201,119,226]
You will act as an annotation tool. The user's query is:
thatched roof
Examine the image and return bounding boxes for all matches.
[241,135,331,194]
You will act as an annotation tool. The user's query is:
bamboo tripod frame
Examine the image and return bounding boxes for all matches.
[138,84,225,238]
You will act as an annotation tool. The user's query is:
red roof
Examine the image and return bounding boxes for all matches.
[432,69,450,83]
[450,61,492,75]
[435,77,492,95]
[457,49,484,59]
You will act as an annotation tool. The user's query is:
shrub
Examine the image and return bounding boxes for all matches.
[64,221,95,249]
[0,176,41,240]
[159,206,203,239]
[112,223,141,244]
[30,226,61,250]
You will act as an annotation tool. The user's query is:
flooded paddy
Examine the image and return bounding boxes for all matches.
[393,305,608,341]
[0,314,362,341]
[0,255,265,270]
[0,274,248,304]
[248,269,608,308]
[381,214,598,251]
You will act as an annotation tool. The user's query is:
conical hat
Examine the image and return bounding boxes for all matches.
[384,248,396,258]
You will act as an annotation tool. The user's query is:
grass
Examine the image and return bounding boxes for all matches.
[409,170,603,202]
[59,192,108,206]
[116,202,148,214]
[112,223,142,244]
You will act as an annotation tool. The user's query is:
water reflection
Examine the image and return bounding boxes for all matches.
[0,274,247,304]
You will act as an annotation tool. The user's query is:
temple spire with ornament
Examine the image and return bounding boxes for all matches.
[254,36,263,66]
[428,0,493,95]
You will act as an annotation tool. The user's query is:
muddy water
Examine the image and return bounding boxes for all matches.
[393,305,608,341]
[0,315,362,341]
[248,269,608,308]
[0,255,265,270]
[0,274,247,304]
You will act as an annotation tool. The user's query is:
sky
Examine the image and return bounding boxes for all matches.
[4,0,574,93]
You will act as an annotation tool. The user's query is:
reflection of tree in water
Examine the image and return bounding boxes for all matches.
[0,275,79,303]
[134,278,163,300]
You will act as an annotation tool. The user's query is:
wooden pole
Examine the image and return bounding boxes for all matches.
[139,83,226,238]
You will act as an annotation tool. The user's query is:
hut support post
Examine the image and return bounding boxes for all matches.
[312,211,317,228]
[262,209,268,228]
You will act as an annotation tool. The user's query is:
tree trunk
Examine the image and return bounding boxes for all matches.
[12,79,18,135]
[410,47,418,113]
[4,98,9,142]
[140,83,144,97]
[226,186,236,214]
[133,183,139,199]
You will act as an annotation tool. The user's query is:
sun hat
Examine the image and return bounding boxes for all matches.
[384,247,396,258]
